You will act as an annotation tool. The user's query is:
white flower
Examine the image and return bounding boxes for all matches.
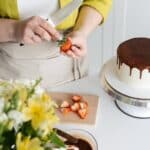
[15,79,32,86]
[0,98,5,113]
[35,86,44,96]
[0,113,8,122]
[0,87,4,94]
[8,110,25,131]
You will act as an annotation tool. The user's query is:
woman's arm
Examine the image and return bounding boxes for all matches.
[0,16,61,43]
[0,19,17,42]
[74,6,103,37]
[65,6,103,58]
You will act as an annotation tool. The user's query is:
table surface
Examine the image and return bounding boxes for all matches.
[50,74,150,150]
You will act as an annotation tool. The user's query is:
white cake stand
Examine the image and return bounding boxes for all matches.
[100,57,150,118]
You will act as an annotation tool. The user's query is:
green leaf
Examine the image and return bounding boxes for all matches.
[27,78,42,99]
[48,131,65,148]
[0,123,16,150]
[11,91,19,109]
[57,36,67,46]
[2,129,16,150]
[19,121,37,138]
[0,123,6,144]
[4,91,19,112]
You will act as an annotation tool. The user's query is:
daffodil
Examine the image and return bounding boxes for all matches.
[23,100,47,130]
[23,93,58,131]
[16,133,43,150]
[0,79,62,149]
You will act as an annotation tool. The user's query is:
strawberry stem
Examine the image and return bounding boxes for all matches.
[57,36,67,46]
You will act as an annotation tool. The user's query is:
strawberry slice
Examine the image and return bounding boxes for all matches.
[60,100,70,108]
[79,101,88,109]
[72,95,82,102]
[60,107,71,115]
[78,108,88,119]
[70,102,80,112]
[58,37,72,53]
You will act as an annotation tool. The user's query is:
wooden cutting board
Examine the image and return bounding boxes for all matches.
[49,92,100,125]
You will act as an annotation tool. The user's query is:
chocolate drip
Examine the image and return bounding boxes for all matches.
[129,67,133,76]
[117,38,150,79]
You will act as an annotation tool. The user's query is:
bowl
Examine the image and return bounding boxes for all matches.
[67,129,98,150]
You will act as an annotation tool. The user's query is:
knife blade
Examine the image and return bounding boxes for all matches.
[48,0,82,27]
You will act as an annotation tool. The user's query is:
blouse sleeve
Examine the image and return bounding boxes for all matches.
[81,0,112,23]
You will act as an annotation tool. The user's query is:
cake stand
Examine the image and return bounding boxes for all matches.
[100,57,150,118]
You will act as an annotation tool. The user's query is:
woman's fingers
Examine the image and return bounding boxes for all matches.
[23,37,35,44]
[39,18,61,40]
[31,34,42,43]
[66,50,77,58]
[71,46,82,57]
[34,26,51,41]
[16,16,61,44]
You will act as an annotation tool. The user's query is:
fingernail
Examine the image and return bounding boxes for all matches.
[44,34,51,41]
[56,33,62,40]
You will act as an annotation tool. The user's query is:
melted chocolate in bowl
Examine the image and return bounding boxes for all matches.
[55,128,97,150]
[67,129,98,150]
[117,38,150,78]
[65,138,92,150]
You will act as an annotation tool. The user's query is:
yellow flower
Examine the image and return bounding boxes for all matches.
[23,93,59,132]
[41,93,51,103]
[18,87,28,102]
[16,133,43,150]
[23,100,47,129]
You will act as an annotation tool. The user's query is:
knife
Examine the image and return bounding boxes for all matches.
[48,0,82,27]
[20,0,82,46]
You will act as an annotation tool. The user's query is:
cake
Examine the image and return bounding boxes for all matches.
[116,38,150,88]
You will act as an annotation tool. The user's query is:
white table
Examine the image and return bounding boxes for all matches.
[51,74,150,150]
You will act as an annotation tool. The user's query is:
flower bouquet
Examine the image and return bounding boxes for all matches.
[0,78,66,150]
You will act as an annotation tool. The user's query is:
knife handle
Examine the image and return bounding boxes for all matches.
[47,18,56,28]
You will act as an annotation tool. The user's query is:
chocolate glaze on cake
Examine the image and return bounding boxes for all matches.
[117,38,150,78]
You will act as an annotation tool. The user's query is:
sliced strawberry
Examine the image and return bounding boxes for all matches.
[60,100,70,108]
[79,101,88,109]
[72,95,82,102]
[60,37,72,53]
[78,108,88,119]
[60,107,71,115]
[70,102,80,112]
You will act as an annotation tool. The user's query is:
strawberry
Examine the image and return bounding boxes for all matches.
[72,95,82,102]
[58,37,72,53]
[60,107,71,115]
[79,101,88,109]
[60,100,70,108]
[78,108,88,119]
[70,102,80,112]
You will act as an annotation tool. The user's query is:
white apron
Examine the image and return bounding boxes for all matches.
[0,0,88,89]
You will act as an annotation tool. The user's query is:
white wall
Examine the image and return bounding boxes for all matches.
[88,0,150,75]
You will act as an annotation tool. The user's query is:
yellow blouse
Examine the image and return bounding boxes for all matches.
[0,0,112,30]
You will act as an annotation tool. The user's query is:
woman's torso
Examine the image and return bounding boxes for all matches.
[18,0,59,20]
[0,0,88,88]
[0,0,61,59]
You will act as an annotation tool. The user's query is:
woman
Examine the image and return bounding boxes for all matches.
[0,0,112,88]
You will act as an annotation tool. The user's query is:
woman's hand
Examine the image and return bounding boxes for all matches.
[15,16,61,44]
[62,6,102,59]
[64,31,87,58]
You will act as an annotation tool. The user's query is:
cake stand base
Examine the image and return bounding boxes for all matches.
[115,100,150,119]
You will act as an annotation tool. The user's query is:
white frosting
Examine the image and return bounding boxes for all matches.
[116,62,150,88]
